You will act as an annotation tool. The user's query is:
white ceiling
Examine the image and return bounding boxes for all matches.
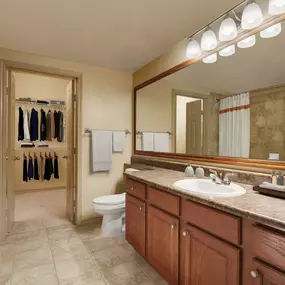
[164,20,285,95]
[0,0,241,71]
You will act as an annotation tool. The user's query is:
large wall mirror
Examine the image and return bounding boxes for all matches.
[135,18,285,169]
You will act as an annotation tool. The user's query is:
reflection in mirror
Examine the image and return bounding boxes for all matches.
[136,20,285,161]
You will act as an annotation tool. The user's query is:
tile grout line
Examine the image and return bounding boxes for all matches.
[75,227,110,285]
[44,227,61,285]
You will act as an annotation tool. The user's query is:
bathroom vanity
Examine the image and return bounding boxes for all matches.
[124,168,285,285]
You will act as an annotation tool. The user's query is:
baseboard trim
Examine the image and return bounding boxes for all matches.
[16,187,66,194]
[79,216,103,226]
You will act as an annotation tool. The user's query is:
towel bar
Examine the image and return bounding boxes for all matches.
[84,128,131,135]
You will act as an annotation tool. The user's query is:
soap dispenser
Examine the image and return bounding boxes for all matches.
[185,164,194,177]
[195,166,205,178]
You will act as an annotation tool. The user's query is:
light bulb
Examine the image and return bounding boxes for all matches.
[201,29,218,51]
[268,0,285,15]
[219,18,238,41]
[241,2,263,30]
[260,23,282,38]
[219,44,236,57]
[186,40,202,59]
[202,53,217,63]
[237,35,256,48]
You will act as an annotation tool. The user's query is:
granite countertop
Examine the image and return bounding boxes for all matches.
[124,165,285,231]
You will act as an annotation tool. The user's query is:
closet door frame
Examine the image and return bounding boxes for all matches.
[0,60,83,241]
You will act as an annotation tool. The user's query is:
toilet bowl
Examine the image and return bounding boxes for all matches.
[93,193,126,237]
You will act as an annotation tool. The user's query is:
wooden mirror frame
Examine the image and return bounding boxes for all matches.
[133,14,285,171]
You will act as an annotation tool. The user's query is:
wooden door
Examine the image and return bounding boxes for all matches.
[147,205,179,285]
[186,100,202,155]
[126,194,146,257]
[180,223,240,285]
[6,71,15,233]
[251,260,285,285]
[66,79,76,222]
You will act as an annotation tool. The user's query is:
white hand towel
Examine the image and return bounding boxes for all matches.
[23,110,30,141]
[154,132,170,152]
[112,131,125,153]
[142,132,154,151]
[92,130,112,172]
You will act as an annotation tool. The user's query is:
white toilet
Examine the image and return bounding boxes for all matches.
[93,193,126,237]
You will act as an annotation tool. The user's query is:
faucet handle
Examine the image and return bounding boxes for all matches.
[209,169,218,176]
[223,172,235,185]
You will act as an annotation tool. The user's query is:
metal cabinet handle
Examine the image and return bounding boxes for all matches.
[14,156,20,161]
[182,230,189,236]
[139,206,144,211]
[62,156,69,159]
[250,271,259,278]
[171,223,177,229]
[131,186,135,191]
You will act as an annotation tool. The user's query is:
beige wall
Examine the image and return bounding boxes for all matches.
[0,48,132,221]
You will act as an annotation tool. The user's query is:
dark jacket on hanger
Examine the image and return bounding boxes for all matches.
[18,107,24,141]
[54,156,59,179]
[30,108,39,141]
[58,111,64,142]
[54,111,59,139]
[34,158,39,180]
[40,109,47,141]
[44,157,53,181]
[23,157,28,182]
[28,158,33,180]
[46,110,53,141]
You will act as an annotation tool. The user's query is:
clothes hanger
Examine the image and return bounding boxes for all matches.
[28,152,32,159]
[23,152,27,160]
[34,152,38,159]
[40,152,44,160]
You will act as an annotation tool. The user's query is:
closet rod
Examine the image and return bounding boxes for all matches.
[136,131,173,136]
[84,128,131,135]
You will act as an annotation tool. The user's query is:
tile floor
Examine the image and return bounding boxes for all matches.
[1,190,167,285]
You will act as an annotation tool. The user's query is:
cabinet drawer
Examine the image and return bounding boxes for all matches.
[148,186,180,216]
[126,178,146,200]
[252,225,285,272]
[181,199,241,245]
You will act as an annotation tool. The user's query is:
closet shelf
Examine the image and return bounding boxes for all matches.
[15,100,66,108]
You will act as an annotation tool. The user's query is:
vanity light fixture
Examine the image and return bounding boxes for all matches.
[219,17,238,41]
[219,44,236,56]
[201,28,218,51]
[202,53,217,63]
[260,22,282,38]
[268,0,285,15]
[186,39,202,59]
[241,1,264,30]
[237,34,256,48]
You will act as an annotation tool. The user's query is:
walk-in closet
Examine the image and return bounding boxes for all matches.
[10,70,75,229]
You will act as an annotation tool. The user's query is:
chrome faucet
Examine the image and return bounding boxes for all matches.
[209,169,235,185]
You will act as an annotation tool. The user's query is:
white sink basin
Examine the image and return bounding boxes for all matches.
[173,179,246,198]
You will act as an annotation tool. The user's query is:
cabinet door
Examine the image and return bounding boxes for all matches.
[126,194,146,257]
[147,205,179,285]
[181,224,240,285]
[251,260,285,285]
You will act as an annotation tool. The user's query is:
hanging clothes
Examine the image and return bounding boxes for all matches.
[18,107,24,141]
[40,109,47,141]
[39,156,44,182]
[54,156,59,179]
[46,110,54,141]
[44,157,53,181]
[23,156,28,182]
[54,111,59,139]
[23,109,31,141]
[30,108,39,141]
[27,158,34,180]
[58,111,64,142]
[34,157,39,180]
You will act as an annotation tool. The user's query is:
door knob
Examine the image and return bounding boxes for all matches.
[182,230,189,236]
[250,271,259,278]
[5,157,8,160]
[171,223,177,229]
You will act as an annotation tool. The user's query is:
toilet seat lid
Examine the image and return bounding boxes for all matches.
[93,193,126,205]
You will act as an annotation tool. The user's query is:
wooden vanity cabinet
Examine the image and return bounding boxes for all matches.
[147,205,179,285]
[125,194,146,257]
[251,260,285,285]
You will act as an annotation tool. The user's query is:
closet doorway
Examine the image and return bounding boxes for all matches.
[0,63,79,239]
